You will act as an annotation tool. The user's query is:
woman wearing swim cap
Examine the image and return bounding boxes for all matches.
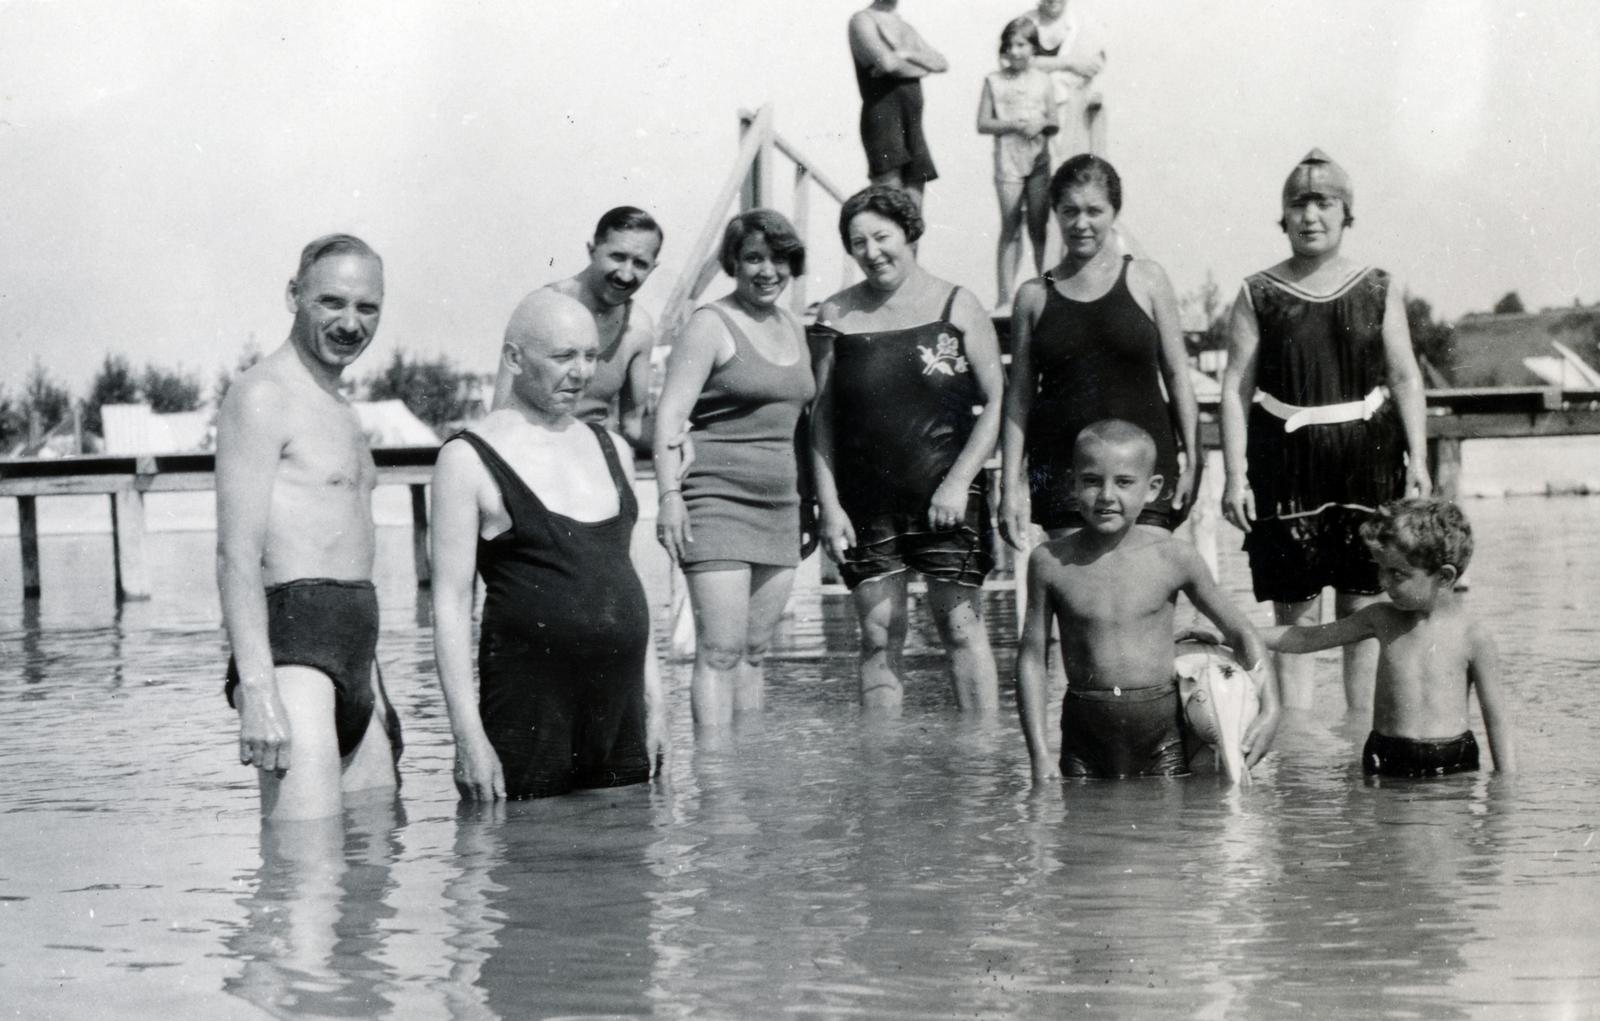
[1220,149,1431,714]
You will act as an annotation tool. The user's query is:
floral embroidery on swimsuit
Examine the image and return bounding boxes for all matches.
[918,332,969,376]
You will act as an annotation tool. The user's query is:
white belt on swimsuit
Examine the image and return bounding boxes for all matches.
[1254,386,1389,434]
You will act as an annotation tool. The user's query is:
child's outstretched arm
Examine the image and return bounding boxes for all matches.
[1468,624,1517,772]
[1262,607,1380,654]
[1179,546,1279,764]
[1015,548,1061,781]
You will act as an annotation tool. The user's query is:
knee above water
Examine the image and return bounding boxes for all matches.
[698,641,745,672]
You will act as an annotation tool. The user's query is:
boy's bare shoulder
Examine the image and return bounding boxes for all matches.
[1463,614,1498,658]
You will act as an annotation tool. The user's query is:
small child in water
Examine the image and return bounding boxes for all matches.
[1264,499,1517,777]
[1017,419,1279,779]
[976,16,1057,310]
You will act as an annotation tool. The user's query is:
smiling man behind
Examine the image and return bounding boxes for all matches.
[216,234,403,822]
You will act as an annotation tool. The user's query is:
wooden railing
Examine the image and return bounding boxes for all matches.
[656,104,855,342]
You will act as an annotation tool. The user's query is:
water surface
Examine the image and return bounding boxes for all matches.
[1,498,1597,1018]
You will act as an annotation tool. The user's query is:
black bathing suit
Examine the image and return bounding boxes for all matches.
[1025,255,1185,531]
[813,287,993,590]
[1363,730,1480,778]
[854,47,938,183]
[1059,681,1191,778]
[224,578,404,762]
[451,426,651,799]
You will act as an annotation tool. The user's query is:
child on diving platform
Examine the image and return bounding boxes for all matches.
[1016,419,1280,779]
[1263,498,1517,777]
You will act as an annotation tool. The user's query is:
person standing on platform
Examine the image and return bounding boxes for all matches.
[652,210,816,734]
[849,0,948,209]
[1018,0,1106,168]
[217,234,403,822]
[1221,149,1432,714]
[490,207,663,453]
[431,290,666,800]
[978,17,1058,311]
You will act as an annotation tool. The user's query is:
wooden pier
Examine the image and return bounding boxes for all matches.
[7,386,1600,602]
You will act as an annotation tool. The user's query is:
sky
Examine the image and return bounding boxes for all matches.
[3,0,1598,395]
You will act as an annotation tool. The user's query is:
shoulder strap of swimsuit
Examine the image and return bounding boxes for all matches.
[702,303,750,356]
[587,422,634,518]
[449,430,543,525]
[940,286,961,323]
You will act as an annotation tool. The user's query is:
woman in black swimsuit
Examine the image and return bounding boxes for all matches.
[811,185,1007,713]
[1000,154,1199,546]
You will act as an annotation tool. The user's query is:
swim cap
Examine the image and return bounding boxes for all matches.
[1282,148,1353,212]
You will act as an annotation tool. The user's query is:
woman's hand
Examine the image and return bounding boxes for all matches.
[1169,458,1202,515]
[1221,475,1255,534]
[820,504,856,563]
[999,484,1032,552]
[656,491,692,563]
[927,479,970,533]
[453,733,506,801]
[1406,460,1433,498]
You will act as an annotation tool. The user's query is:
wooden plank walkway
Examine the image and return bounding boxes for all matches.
[8,386,1600,602]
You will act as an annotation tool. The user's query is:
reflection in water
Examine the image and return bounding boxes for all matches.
[2,506,1599,1018]
[441,789,664,1019]
[224,798,407,1018]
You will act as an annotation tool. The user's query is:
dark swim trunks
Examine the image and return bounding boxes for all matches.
[1362,730,1479,778]
[840,482,995,591]
[224,578,403,762]
[1244,506,1383,604]
[1059,681,1190,778]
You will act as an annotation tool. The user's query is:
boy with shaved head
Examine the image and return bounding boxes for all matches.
[1017,419,1280,779]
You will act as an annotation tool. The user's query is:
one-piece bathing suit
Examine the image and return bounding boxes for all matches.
[1025,255,1184,530]
[813,287,992,590]
[680,304,816,571]
[450,426,651,799]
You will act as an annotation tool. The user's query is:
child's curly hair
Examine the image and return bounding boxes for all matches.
[1361,498,1474,576]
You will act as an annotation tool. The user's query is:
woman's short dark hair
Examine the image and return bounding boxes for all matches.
[838,185,924,248]
[592,206,664,246]
[1047,154,1123,213]
[719,208,806,277]
[1000,16,1042,54]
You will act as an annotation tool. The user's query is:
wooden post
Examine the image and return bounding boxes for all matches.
[109,488,151,601]
[739,111,774,212]
[410,484,431,588]
[1428,437,1462,501]
[1086,92,1107,155]
[791,164,811,314]
[18,496,41,599]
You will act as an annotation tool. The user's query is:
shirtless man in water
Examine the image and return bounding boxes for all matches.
[491,206,662,451]
[217,234,401,821]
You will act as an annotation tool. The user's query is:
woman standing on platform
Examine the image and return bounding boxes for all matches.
[1220,149,1430,713]
[653,210,816,733]
[811,185,1005,714]
[1001,154,1198,548]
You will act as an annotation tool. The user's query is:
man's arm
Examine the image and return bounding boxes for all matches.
[1179,545,1279,763]
[1015,547,1060,780]
[611,431,670,775]
[429,440,505,800]
[1381,277,1432,497]
[1468,624,1517,772]
[215,374,292,774]
[848,11,935,78]
[617,307,657,453]
[1220,287,1260,533]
